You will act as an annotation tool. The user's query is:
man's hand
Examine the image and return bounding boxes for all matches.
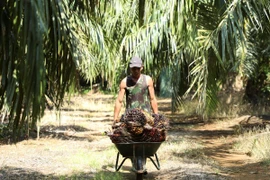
[113,118,120,125]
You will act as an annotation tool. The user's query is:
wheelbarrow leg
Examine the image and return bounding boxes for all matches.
[115,152,129,171]
[148,153,160,170]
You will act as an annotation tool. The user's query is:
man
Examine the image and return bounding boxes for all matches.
[113,57,158,123]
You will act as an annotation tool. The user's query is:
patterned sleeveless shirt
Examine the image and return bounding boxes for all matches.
[125,74,151,112]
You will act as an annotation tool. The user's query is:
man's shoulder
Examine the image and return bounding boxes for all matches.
[120,77,127,88]
[142,74,152,80]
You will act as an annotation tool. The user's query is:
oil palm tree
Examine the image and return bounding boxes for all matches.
[0,0,107,139]
[101,0,270,115]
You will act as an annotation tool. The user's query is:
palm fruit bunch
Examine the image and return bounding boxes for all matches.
[108,108,169,143]
[152,113,169,130]
[106,125,132,143]
[140,128,166,142]
[120,108,147,125]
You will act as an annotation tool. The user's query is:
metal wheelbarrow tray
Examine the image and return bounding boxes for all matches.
[114,142,163,179]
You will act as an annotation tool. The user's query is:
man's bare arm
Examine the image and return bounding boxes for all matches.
[147,76,158,114]
[113,78,126,122]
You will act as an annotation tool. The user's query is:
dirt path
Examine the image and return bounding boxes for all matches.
[0,93,269,179]
[190,117,270,180]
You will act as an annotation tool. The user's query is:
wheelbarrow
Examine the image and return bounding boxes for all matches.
[114,142,162,180]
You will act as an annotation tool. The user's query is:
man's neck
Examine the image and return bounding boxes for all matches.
[131,74,141,81]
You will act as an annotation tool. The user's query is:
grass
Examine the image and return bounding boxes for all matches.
[41,94,115,127]
[37,93,126,179]
[72,149,114,169]
[157,132,221,169]
[160,138,204,161]
[177,100,199,116]
[57,144,124,179]
[181,97,270,164]
[234,127,270,161]
[94,172,123,180]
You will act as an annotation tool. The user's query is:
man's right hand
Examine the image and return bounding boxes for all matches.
[113,118,120,125]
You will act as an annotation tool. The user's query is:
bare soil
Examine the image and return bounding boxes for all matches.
[0,93,269,180]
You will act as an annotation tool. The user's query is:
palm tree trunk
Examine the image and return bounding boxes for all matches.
[219,73,247,115]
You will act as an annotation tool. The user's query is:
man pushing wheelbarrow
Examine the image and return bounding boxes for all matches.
[107,57,169,180]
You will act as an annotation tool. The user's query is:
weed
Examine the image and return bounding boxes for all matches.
[234,129,270,160]
[94,171,123,180]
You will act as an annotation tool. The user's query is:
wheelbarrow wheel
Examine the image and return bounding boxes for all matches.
[136,173,143,180]
[135,156,145,180]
